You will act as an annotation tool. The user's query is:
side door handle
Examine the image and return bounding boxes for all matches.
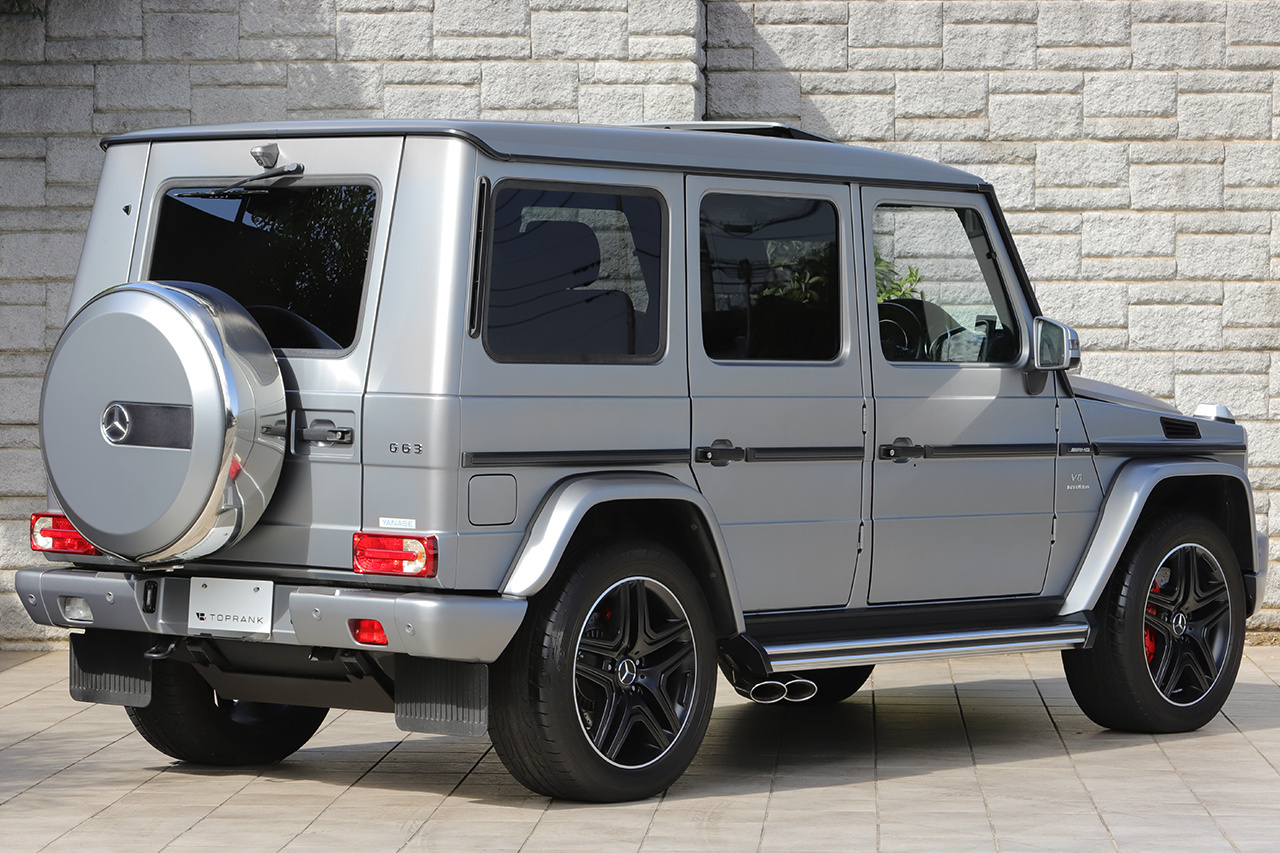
[695,439,746,467]
[878,439,925,461]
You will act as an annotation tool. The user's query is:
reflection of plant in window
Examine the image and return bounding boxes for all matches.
[247,185,376,335]
[874,249,921,303]
[760,241,836,305]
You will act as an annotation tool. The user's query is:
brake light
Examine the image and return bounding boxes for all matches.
[31,513,98,556]
[353,533,437,577]
[349,618,388,646]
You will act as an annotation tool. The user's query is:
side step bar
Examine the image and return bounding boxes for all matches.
[763,620,1092,672]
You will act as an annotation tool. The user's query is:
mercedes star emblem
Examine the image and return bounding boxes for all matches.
[101,403,131,444]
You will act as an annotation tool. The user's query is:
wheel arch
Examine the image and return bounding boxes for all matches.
[1060,459,1262,617]
[498,473,746,637]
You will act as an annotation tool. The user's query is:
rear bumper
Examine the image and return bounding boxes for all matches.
[15,567,526,663]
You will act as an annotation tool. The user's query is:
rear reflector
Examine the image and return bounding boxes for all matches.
[349,618,388,646]
[352,533,437,577]
[31,513,98,556]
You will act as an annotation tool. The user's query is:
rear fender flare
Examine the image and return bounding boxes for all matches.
[498,472,746,635]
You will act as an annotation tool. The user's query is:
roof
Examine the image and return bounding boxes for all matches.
[101,119,982,188]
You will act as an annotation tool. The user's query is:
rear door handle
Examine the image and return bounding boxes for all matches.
[695,440,746,466]
[878,441,925,461]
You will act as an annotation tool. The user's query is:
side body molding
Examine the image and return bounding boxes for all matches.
[1059,458,1262,616]
[499,472,747,634]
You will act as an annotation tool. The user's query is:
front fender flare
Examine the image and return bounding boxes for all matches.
[1059,458,1259,616]
[498,472,746,634]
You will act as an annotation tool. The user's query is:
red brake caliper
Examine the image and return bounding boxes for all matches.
[1144,581,1159,664]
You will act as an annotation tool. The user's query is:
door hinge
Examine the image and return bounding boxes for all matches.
[862,403,869,436]
[857,521,865,552]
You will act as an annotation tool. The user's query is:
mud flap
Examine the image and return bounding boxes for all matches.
[394,657,488,737]
[69,629,153,707]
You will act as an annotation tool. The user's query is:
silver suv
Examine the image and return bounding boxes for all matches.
[19,120,1265,802]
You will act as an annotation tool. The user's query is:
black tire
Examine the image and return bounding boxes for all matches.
[489,540,717,802]
[795,665,874,704]
[1062,511,1245,733]
[126,658,328,765]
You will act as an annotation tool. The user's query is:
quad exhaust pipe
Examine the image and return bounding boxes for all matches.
[730,672,818,704]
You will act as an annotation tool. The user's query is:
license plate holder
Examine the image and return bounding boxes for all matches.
[187,577,274,639]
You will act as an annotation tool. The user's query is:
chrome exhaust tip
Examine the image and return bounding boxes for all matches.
[782,676,817,703]
[747,680,787,704]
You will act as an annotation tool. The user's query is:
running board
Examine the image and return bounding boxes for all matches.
[763,621,1092,672]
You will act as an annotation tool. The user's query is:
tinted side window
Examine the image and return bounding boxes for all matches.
[699,194,840,361]
[150,184,375,350]
[484,184,665,363]
[873,204,1020,364]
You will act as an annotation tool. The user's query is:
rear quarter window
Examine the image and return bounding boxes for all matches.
[483,182,666,364]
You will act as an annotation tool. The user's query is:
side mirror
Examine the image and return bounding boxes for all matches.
[1033,317,1080,372]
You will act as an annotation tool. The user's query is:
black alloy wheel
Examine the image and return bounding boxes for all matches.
[574,576,699,767]
[489,540,716,802]
[1062,510,1245,733]
[1141,543,1233,706]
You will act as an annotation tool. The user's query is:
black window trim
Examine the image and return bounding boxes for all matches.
[697,188,847,365]
[146,174,383,360]
[869,194,1027,369]
[478,177,670,366]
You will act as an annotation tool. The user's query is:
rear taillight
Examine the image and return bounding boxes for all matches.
[352,533,437,577]
[30,513,98,556]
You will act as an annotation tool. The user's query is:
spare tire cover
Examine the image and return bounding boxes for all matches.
[41,282,287,564]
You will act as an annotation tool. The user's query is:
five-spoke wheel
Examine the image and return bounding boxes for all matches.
[574,576,699,768]
[490,541,716,801]
[1063,511,1245,733]
[1141,543,1234,706]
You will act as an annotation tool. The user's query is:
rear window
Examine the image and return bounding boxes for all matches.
[148,183,376,350]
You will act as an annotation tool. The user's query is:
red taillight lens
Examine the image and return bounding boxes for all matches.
[30,513,98,556]
[352,533,437,577]
[349,618,388,646]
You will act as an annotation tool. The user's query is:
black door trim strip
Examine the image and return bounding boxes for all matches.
[1090,441,1247,458]
[462,449,689,468]
[745,446,865,462]
[879,443,1058,461]
[924,443,1058,459]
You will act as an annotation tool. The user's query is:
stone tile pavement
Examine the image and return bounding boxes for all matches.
[3,647,1280,853]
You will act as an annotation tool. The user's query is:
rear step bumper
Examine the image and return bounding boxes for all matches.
[764,620,1092,671]
[16,567,527,663]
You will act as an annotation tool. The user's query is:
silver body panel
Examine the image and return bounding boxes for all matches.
[27,120,1260,685]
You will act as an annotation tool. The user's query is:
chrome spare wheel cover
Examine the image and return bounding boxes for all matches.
[40,281,286,563]
[1142,543,1233,707]
[574,576,699,769]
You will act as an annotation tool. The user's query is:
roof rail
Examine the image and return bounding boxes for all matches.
[633,122,839,144]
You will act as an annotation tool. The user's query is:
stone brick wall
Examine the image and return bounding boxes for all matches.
[0,0,704,648]
[705,0,1280,625]
[4,0,1280,646]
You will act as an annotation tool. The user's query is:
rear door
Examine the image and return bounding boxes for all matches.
[860,187,1057,603]
[687,177,867,612]
[136,135,403,567]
